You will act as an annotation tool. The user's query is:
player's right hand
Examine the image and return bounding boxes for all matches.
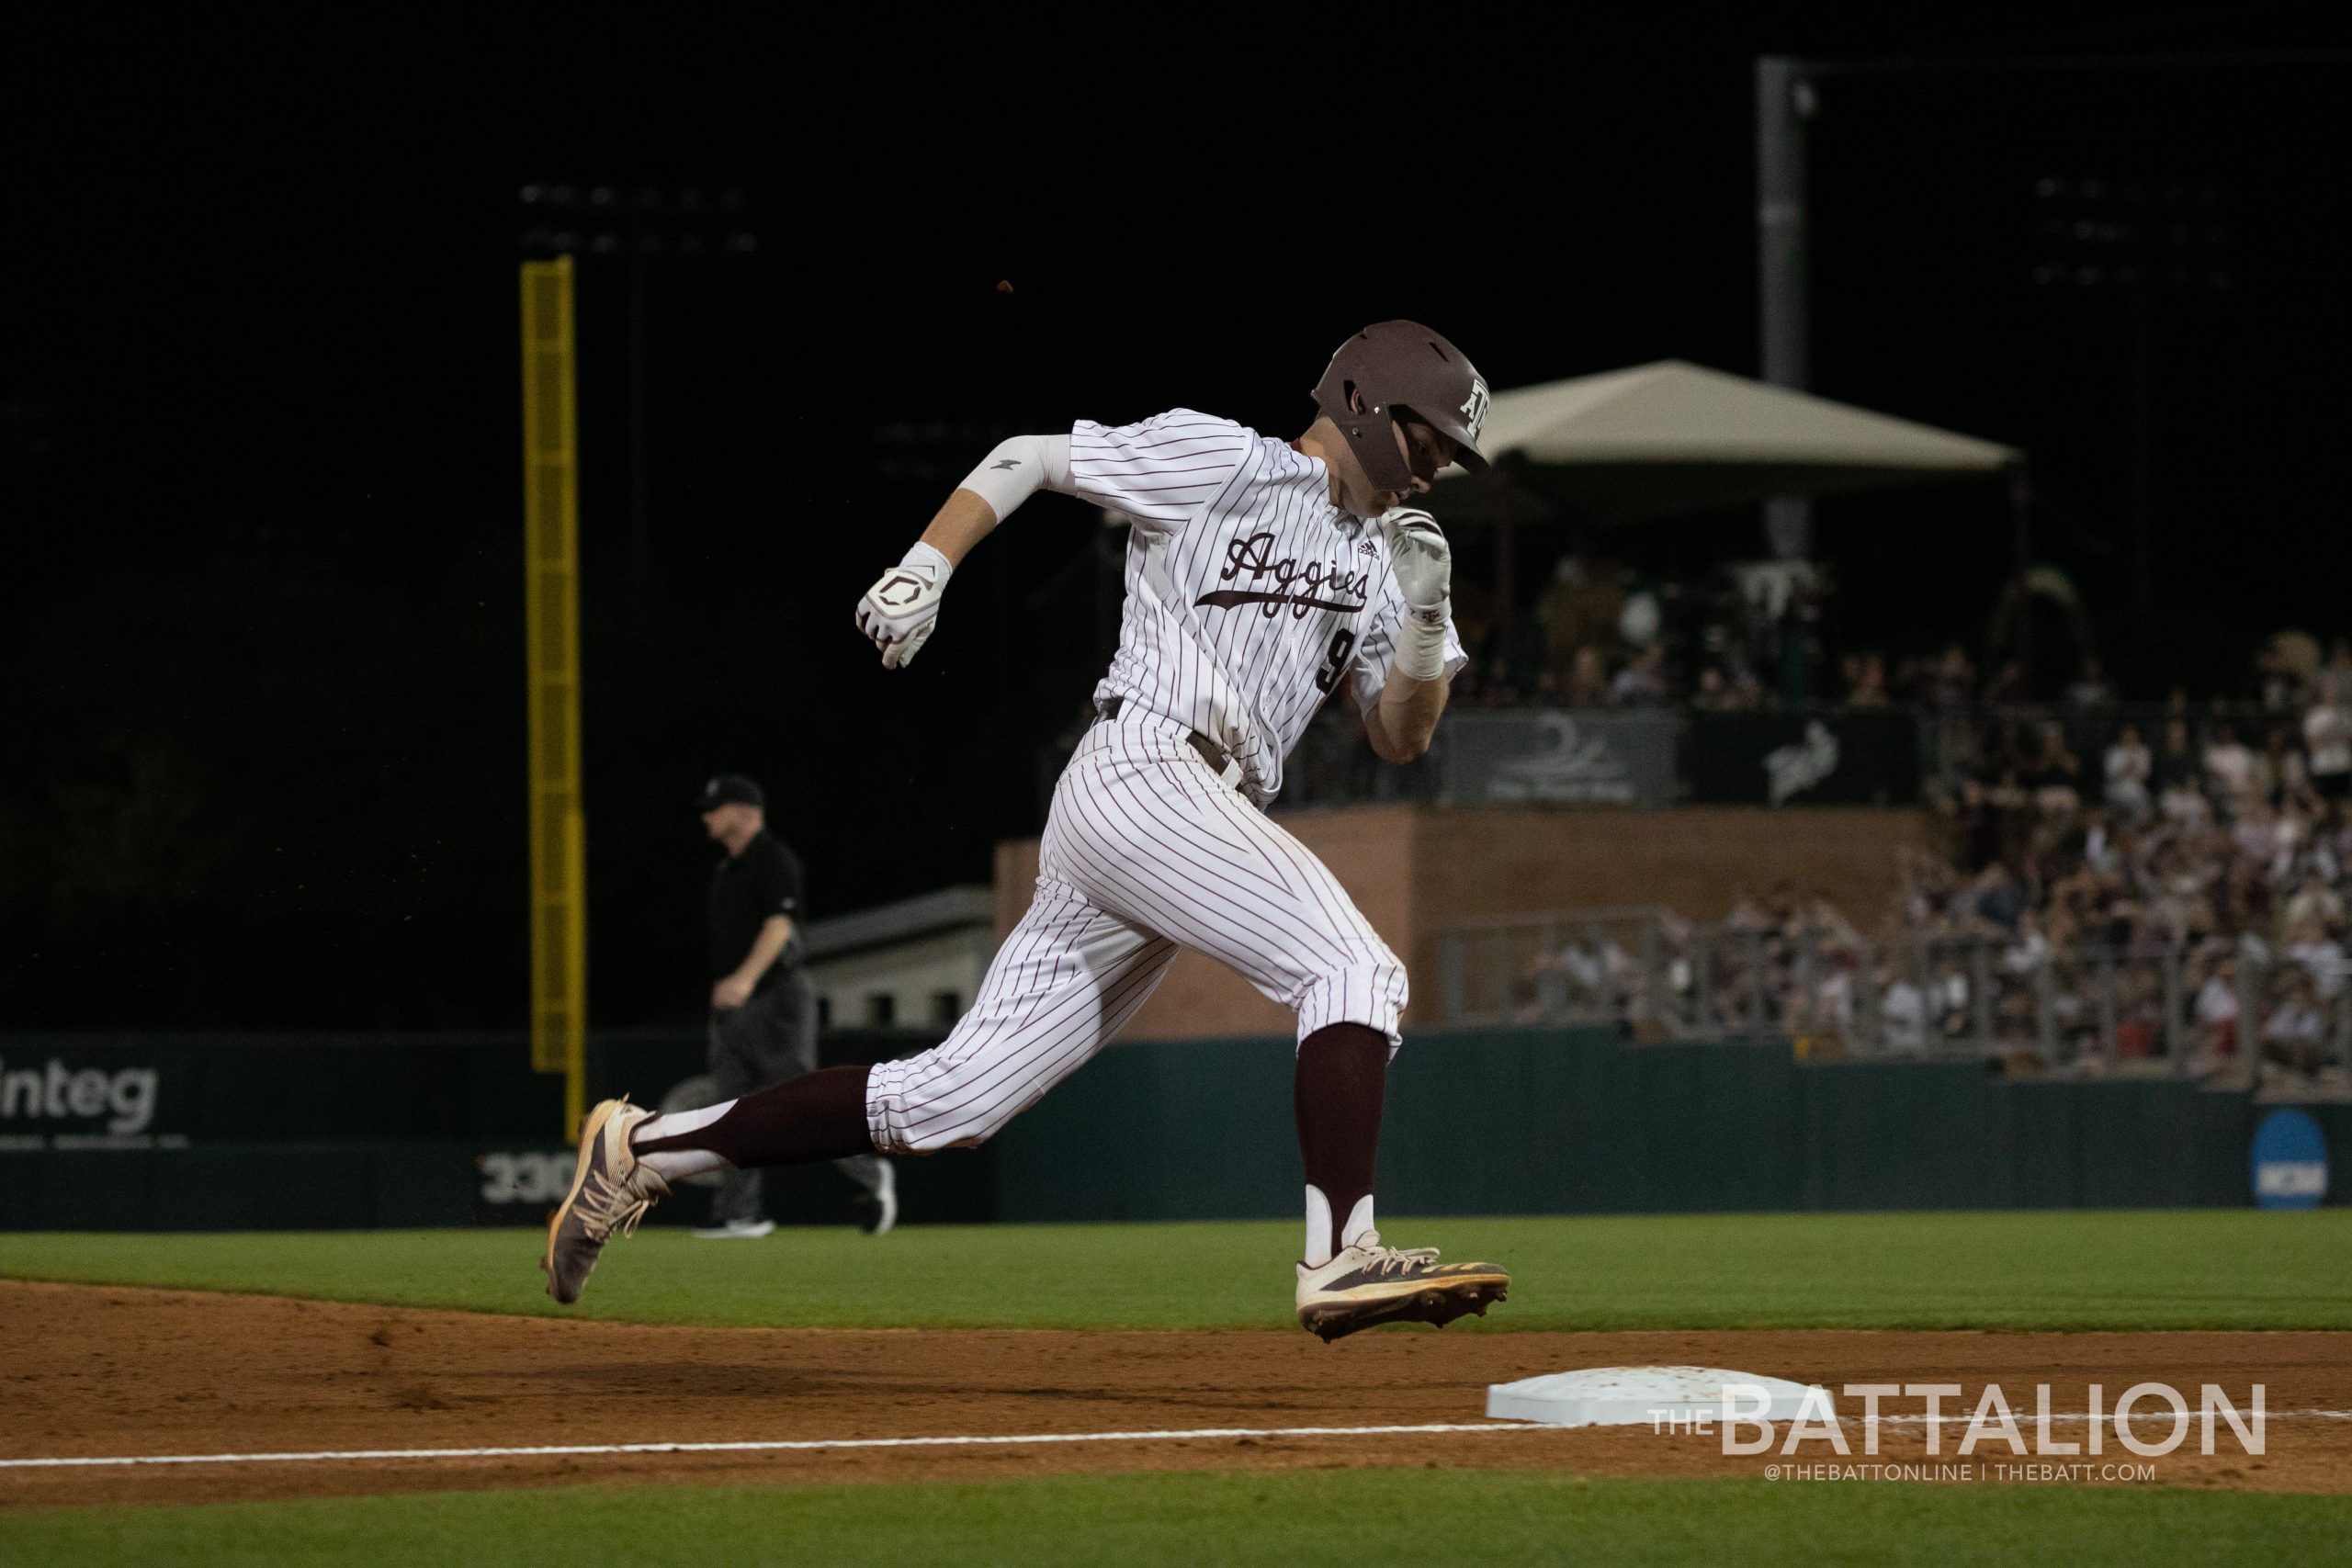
[856,551,949,669]
[1378,506,1452,611]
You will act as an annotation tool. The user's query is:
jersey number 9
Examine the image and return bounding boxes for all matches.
[1313,629,1358,695]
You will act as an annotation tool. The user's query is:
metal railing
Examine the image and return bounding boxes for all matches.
[1437,907,1676,1032]
[1433,908,2352,1091]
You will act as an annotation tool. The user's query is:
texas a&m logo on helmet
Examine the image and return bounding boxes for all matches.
[1459,377,1490,444]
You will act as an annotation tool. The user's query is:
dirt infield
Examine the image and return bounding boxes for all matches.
[3,1281,2346,1507]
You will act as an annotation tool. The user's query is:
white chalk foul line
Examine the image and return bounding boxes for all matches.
[6,1411,2348,1472]
[0,1422,1534,1471]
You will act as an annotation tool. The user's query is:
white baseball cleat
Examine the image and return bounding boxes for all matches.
[690,1219,776,1240]
[541,1098,670,1303]
[1294,1232,1510,1342]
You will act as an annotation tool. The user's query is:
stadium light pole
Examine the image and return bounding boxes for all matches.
[517,183,762,589]
[2027,175,2233,614]
[1755,56,1816,563]
[1755,46,2343,597]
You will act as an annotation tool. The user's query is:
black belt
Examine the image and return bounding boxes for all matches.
[1094,696,1245,789]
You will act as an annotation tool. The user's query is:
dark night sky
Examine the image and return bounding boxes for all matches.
[4,10,2347,1029]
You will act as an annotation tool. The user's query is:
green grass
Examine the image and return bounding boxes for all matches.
[5,1469,2350,1568]
[3,1210,2349,1331]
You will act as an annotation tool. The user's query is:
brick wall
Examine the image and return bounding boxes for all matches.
[993,805,1933,1039]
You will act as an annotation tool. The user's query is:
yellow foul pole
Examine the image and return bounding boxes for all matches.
[520,256,586,1135]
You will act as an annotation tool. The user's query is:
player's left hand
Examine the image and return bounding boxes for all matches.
[712,975,753,1010]
[1378,507,1451,610]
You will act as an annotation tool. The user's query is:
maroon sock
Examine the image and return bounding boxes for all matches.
[1295,1022,1387,1239]
[633,1064,878,1168]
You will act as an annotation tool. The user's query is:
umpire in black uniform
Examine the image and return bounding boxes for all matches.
[695,773,895,1237]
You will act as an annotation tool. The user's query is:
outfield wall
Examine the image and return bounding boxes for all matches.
[991,1029,2340,1220]
[0,1029,2339,1228]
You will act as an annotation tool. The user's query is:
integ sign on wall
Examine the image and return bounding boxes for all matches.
[0,1054,175,1150]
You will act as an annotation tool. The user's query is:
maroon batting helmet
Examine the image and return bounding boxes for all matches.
[1311,321,1493,495]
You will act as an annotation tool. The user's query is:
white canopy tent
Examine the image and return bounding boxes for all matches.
[1438,359,2019,525]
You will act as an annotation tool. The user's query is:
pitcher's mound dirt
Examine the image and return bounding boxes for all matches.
[2,1281,2346,1506]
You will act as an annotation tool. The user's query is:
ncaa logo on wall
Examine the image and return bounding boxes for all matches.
[2250,1108,2328,1209]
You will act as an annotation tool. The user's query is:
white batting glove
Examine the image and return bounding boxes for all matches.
[856,542,953,670]
[1378,507,1452,610]
[1378,508,1453,682]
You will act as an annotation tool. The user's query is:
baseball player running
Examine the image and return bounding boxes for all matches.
[544,321,1510,1340]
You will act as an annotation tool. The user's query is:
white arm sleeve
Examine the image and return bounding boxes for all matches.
[955,433,1074,522]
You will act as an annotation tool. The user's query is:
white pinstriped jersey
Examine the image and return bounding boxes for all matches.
[1067,409,1468,804]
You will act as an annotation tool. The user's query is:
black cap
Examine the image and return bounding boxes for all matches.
[698,773,764,811]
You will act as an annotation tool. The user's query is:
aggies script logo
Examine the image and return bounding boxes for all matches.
[1195,533,1372,619]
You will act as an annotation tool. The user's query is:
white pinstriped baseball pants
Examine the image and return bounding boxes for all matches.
[865,707,1407,1154]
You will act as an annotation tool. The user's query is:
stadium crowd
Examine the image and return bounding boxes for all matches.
[1509,635,2352,1094]
[1884,643,2352,1080]
[1445,555,1836,710]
